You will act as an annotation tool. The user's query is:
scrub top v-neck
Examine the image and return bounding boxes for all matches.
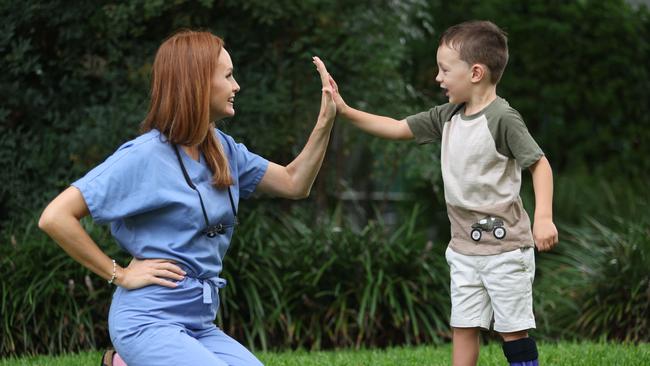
[72,128,269,280]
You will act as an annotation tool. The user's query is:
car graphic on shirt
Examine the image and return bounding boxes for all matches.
[470,216,506,241]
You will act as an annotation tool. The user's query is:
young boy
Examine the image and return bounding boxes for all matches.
[324,20,558,366]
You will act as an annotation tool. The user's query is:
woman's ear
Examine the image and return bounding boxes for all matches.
[470,64,488,83]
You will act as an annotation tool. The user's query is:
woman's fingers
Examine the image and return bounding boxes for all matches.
[137,258,185,275]
[159,262,186,276]
[154,269,185,281]
[312,56,330,87]
[119,258,187,289]
[151,277,179,289]
[312,56,328,73]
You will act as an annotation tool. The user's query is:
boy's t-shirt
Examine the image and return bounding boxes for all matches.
[406,97,544,255]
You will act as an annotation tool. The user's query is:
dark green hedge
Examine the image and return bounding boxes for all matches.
[2,0,649,226]
[0,0,418,224]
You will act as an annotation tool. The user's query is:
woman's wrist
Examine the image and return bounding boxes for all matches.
[107,259,117,284]
[110,264,126,287]
[316,114,335,128]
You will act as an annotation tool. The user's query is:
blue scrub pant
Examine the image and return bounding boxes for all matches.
[109,275,263,366]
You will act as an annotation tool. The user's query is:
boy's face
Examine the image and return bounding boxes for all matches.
[435,44,472,104]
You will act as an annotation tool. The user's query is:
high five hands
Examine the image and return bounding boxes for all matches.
[312,56,336,121]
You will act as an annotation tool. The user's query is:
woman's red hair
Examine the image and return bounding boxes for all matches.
[141,30,232,188]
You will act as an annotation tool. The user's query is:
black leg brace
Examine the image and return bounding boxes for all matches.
[502,337,539,363]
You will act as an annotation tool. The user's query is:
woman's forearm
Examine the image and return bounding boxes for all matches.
[39,209,116,281]
[285,116,334,198]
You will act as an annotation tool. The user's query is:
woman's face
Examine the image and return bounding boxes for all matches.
[210,49,240,121]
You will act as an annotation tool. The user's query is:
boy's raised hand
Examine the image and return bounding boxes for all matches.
[312,58,412,140]
[327,73,348,114]
[312,56,336,121]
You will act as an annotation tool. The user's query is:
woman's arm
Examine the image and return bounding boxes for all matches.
[39,186,186,288]
[256,57,336,199]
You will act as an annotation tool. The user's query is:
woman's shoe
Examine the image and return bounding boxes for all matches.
[100,349,127,366]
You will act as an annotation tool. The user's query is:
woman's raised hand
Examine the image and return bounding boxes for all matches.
[312,56,336,122]
[116,258,186,290]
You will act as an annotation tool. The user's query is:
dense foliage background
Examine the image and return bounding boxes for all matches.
[1,0,648,356]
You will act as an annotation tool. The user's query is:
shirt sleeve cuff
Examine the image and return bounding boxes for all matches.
[240,158,270,199]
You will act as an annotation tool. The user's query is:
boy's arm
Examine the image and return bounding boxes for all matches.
[328,75,413,140]
[529,156,559,251]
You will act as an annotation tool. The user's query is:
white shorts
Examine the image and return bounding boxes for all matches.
[445,246,536,333]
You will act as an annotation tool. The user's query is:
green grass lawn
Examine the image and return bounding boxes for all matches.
[1,342,649,365]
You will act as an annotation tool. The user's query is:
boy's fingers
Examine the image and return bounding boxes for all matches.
[328,76,338,91]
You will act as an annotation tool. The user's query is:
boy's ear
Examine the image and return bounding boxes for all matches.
[470,64,488,83]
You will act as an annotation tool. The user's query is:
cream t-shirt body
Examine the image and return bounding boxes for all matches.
[406,97,544,255]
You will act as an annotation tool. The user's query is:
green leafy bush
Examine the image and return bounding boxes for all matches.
[0,204,450,356]
[0,219,125,355]
[567,218,648,342]
[532,175,650,342]
[219,204,450,350]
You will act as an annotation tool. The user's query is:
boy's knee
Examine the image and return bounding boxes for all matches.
[502,337,538,364]
[500,330,528,342]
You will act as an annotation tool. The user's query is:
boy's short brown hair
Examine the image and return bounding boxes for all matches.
[440,20,509,84]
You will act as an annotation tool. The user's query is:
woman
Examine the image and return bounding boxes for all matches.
[38,30,336,366]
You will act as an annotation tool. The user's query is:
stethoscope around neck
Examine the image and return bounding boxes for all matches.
[172,144,237,238]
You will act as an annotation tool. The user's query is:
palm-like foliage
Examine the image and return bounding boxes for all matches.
[220,204,451,350]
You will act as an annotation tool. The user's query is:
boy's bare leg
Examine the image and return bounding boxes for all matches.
[452,327,480,366]
[500,330,528,341]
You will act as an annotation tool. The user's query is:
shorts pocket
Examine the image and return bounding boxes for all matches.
[520,247,536,278]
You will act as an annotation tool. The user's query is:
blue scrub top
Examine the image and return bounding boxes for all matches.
[73,128,269,279]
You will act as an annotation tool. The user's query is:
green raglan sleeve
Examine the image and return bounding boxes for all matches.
[495,108,544,169]
[405,103,459,144]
